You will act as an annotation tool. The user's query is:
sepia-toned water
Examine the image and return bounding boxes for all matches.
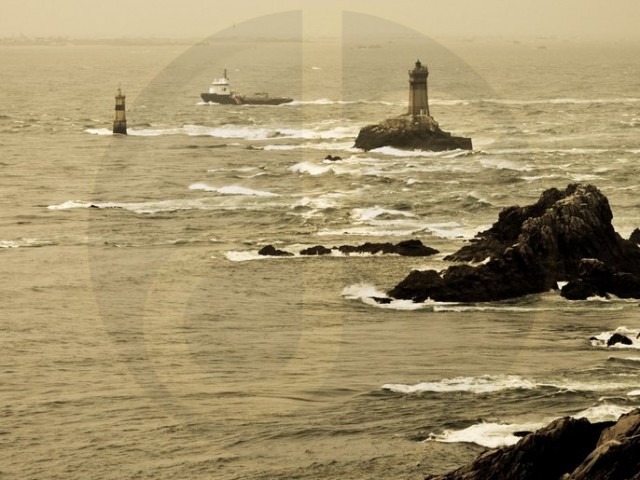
[2,12,640,479]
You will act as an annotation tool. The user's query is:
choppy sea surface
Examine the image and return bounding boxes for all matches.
[2,15,640,480]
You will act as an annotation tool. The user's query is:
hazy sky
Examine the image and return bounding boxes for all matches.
[2,0,640,40]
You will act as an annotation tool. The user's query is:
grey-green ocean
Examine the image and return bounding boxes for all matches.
[2,13,640,480]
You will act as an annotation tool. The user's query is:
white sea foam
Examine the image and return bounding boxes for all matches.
[425,222,484,240]
[86,124,359,141]
[182,124,272,139]
[341,283,428,310]
[427,422,544,448]
[84,127,113,136]
[427,401,640,449]
[628,390,640,397]
[0,238,53,249]
[318,226,422,237]
[590,326,640,349]
[189,183,278,197]
[225,251,272,262]
[369,146,470,158]
[276,126,360,140]
[568,173,603,182]
[289,161,357,176]
[383,375,539,395]
[291,196,338,210]
[351,207,415,222]
[263,141,357,152]
[48,199,209,214]
[480,157,534,171]
[573,404,637,422]
[383,375,632,395]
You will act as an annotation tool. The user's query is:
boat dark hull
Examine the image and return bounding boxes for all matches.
[200,93,293,105]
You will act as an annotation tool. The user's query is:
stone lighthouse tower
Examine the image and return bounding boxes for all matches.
[113,87,127,135]
[408,59,429,119]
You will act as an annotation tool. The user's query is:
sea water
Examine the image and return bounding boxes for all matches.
[2,13,640,480]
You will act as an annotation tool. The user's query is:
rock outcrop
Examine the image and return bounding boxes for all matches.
[561,258,640,300]
[389,184,640,302]
[258,245,293,257]
[259,240,438,258]
[425,409,640,480]
[300,240,438,257]
[354,115,472,152]
[337,239,438,256]
[606,332,633,347]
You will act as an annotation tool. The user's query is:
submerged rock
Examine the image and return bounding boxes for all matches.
[389,184,640,302]
[354,115,472,152]
[425,409,640,480]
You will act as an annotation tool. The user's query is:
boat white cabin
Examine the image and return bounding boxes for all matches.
[208,69,231,95]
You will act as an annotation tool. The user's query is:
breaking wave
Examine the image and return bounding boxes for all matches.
[341,283,430,311]
[84,124,359,140]
[427,421,544,448]
[590,327,640,349]
[382,374,634,395]
[426,402,638,449]
[188,183,279,197]
[0,238,54,249]
[382,375,539,395]
[47,199,208,214]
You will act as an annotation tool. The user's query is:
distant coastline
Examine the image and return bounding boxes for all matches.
[0,36,203,47]
[3,35,638,48]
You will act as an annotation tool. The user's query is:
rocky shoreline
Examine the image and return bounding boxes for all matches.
[425,408,640,480]
[389,183,640,303]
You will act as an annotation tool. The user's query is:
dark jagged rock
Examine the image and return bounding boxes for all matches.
[561,258,640,300]
[395,239,439,256]
[324,155,342,161]
[338,239,438,257]
[300,245,332,256]
[425,410,640,480]
[372,296,392,304]
[257,245,293,257]
[297,240,438,257]
[354,115,472,152]
[390,184,640,303]
[607,332,633,347]
[567,409,640,480]
[630,228,640,244]
[561,279,604,300]
[424,416,611,480]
